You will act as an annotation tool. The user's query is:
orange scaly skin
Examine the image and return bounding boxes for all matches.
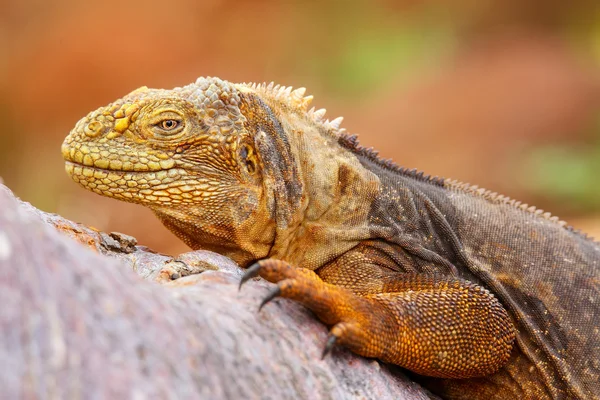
[62,77,600,399]
[246,259,513,379]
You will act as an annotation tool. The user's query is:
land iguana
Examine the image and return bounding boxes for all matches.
[61,77,600,399]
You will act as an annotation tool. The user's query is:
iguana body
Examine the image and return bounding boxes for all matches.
[62,77,600,399]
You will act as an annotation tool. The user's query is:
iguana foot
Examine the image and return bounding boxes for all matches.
[240,259,397,361]
[240,258,515,379]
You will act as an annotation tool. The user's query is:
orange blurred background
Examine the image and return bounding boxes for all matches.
[2,0,600,254]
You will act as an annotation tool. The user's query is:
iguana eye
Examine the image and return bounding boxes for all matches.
[159,119,180,130]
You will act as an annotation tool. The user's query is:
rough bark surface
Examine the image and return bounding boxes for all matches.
[0,183,432,400]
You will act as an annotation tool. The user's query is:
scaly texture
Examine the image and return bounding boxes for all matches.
[62,77,600,399]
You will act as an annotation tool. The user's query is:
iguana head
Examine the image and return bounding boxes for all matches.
[62,77,308,264]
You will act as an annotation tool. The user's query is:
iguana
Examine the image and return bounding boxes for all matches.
[61,77,600,399]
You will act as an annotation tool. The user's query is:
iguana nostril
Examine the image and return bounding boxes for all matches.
[84,121,104,138]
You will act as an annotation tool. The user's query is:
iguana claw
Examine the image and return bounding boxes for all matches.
[321,334,337,360]
[239,262,262,291]
[259,286,281,311]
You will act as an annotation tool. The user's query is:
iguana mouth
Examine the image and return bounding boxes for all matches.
[64,161,178,175]
[64,161,186,187]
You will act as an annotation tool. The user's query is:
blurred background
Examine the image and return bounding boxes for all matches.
[2,0,600,254]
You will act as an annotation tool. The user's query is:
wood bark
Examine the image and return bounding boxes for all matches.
[0,183,433,400]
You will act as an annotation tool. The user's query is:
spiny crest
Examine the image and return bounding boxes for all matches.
[444,179,598,243]
[338,130,596,243]
[245,81,441,186]
[243,81,347,134]
[243,82,312,111]
[337,132,445,186]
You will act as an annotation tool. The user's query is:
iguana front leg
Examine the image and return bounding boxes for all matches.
[240,258,516,379]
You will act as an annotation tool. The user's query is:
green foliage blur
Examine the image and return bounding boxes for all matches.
[526,131,600,212]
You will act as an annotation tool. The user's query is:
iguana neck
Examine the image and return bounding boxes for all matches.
[259,100,382,270]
